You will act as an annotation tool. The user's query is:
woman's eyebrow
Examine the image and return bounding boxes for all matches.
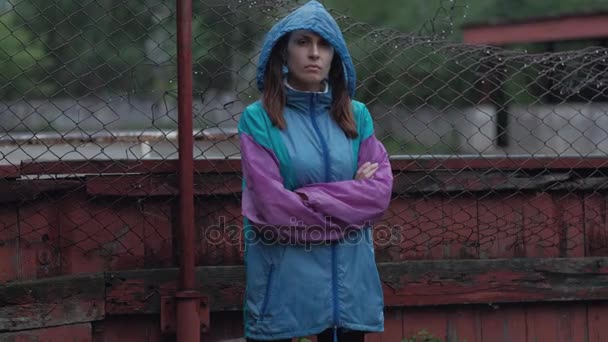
[294,33,314,40]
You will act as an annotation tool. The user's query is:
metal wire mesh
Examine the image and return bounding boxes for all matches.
[1,0,608,278]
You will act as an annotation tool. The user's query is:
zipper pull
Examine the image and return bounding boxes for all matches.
[333,325,338,342]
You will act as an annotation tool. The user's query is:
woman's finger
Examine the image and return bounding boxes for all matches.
[356,162,378,180]
[363,163,378,174]
[355,162,370,179]
[364,168,378,179]
[360,163,379,179]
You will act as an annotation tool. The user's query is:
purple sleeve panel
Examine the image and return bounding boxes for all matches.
[294,134,393,226]
[240,132,346,242]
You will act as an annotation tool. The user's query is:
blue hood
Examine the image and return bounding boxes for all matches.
[256,0,357,97]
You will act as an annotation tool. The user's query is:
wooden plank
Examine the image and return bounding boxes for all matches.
[86,174,241,196]
[585,193,608,256]
[196,197,243,266]
[0,180,80,203]
[60,193,145,275]
[0,323,92,342]
[588,302,608,342]
[0,165,19,179]
[559,193,585,257]
[0,204,19,283]
[525,303,587,342]
[92,316,161,342]
[20,160,177,175]
[441,197,478,258]
[105,266,245,314]
[446,307,482,342]
[478,195,525,259]
[479,305,527,342]
[0,274,104,331]
[201,312,244,342]
[81,171,608,196]
[106,257,608,314]
[20,156,608,177]
[18,197,62,280]
[396,197,444,260]
[370,206,403,263]
[365,307,402,342]
[523,193,560,258]
[142,199,174,268]
[521,193,585,258]
[381,257,608,307]
[391,156,608,171]
[402,307,447,342]
[20,159,242,176]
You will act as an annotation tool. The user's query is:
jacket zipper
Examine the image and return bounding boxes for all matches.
[308,94,339,339]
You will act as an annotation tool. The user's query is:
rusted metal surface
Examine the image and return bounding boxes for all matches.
[0,165,19,179]
[161,294,210,334]
[85,174,241,197]
[11,156,608,180]
[18,159,241,177]
[463,12,608,45]
[0,204,19,283]
[92,316,162,342]
[0,169,603,203]
[0,180,80,203]
[175,0,200,339]
[2,158,608,340]
[0,128,238,146]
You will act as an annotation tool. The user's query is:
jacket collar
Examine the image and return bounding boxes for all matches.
[284,80,332,113]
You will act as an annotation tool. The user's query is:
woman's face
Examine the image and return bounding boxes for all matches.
[285,30,334,92]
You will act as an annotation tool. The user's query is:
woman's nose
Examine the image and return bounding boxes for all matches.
[309,44,320,59]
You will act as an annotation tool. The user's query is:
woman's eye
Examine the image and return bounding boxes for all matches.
[298,40,307,45]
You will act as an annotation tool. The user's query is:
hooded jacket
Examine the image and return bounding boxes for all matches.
[238,1,393,339]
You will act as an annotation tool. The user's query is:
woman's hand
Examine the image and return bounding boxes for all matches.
[355,161,379,180]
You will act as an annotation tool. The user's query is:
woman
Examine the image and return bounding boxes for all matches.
[238,1,393,341]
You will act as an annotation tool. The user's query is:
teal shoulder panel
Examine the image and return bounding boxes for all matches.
[238,101,296,190]
[351,100,374,167]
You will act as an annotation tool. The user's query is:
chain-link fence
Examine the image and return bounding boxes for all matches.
[1,0,608,280]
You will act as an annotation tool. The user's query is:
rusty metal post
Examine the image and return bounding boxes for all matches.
[176,0,200,341]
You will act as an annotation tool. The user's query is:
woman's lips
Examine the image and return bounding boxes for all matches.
[304,65,321,72]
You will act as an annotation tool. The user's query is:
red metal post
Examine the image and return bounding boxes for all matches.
[176,0,200,341]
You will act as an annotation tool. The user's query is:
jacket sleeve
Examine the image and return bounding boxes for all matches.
[293,106,393,227]
[239,108,345,242]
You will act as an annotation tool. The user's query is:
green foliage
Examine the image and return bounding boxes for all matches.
[0,11,50,98]
[1,0,607,102]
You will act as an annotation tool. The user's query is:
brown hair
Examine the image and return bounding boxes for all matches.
[262,34,358,138]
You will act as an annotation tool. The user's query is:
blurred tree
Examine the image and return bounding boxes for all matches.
[1,0,607,103]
